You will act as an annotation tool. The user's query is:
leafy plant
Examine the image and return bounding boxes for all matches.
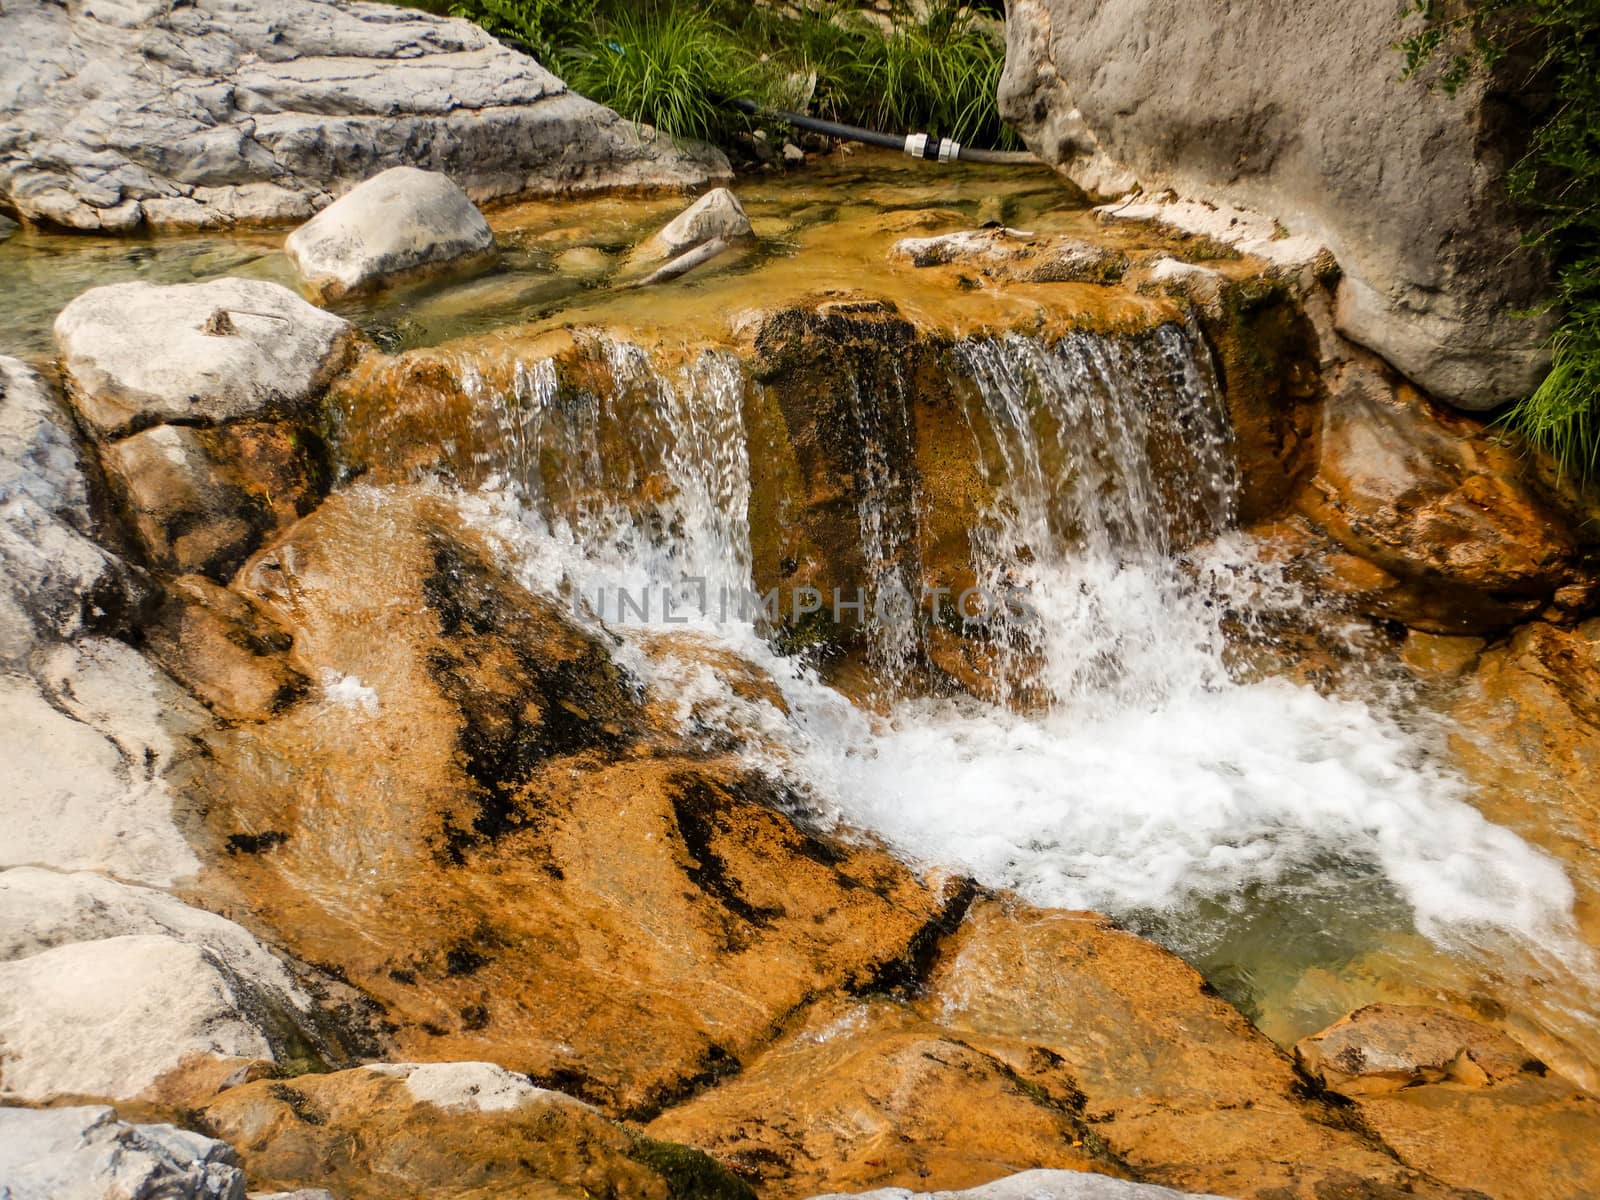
[1399,0,1600,477]
[449,0,595,63]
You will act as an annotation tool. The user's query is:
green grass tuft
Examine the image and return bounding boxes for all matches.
[437,0,1015,149]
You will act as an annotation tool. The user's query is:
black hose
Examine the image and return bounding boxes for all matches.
[725,98,1041,167]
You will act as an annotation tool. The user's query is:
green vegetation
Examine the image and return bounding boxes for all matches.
[440,0,1014,148]
[1399,1,1600,476]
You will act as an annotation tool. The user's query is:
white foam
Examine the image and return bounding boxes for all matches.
[321,670,379,714]
[455,330,1585,969]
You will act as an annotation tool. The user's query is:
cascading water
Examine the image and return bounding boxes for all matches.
[460,321,1596,1072]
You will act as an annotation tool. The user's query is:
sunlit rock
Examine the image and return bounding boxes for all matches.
[286,167,496,302]
[807,1172,1232,1200]
[0,0,729,233]
[198,1062,753,1200]
[1296,1004,1600,1199]
[632,187,753,266]
[189,485,944,1114]
[0,1106,245,1200]
[647,993,1126,1194]
[55,279,352,439]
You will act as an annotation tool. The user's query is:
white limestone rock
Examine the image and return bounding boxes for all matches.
[0,1105,245,1200]
[54,278,353,438]
[364,1061,587,1114]
[0,358,148,666]
[999,0,1551,409]
[0,934,280,1101]
[808,1170,1233,1200]
[0,638,207,888]
[891,227,1128,282]
[0,0,729,234]
[286,167,495,301]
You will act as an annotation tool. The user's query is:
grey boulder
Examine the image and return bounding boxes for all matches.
[54,278,353,438]
[0,1105,245,1200]
[0,0,729,234]
[286,166,496,301]
[634,187,753,265]
[999,0,1550,410]
[807,1170,1232,1200]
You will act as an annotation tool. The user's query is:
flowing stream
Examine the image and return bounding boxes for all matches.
[453,320,1600,1077]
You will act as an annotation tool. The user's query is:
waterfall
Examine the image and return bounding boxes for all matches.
[455,321,1591,1064]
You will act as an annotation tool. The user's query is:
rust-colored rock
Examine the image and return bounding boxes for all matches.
[199,1062,754,1200]
[187,486,943,1116]
[1295,1003,1542,1094]
[647,994,1127,1197]
[96,416,330,581]
[143,574,310,722]
[1296,1005,1600,1200]
[1293,353,1594,634]
[909,900,1467,1200]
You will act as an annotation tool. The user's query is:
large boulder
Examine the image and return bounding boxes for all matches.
[55,279,353,438]
[999,0,1549,409]
[55,280,348,579]
[186,486,947,1115]
[0,1106,245,1200]
[0,0,729,233]
[286,167,496,301]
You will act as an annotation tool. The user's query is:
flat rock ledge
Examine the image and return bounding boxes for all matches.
[0,0,730,234]
[286,167,496,300]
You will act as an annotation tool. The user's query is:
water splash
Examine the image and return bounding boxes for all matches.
[453,322,1595,1071]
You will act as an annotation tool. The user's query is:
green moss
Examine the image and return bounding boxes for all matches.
[626,1133,757,1200]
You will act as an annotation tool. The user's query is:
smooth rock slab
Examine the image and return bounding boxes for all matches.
[808,1171,1232,1199]
[0,0,728,233]
[54,279,353,438]
[286,167,495,301]
[0,1106,245,1200]
[0,934,280,1101]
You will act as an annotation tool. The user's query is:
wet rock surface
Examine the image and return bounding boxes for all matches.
[0,0,728,233]
[806,1173,1232,1200]
[1295,1005,1600,1200]
[199,1063,753,1200]
[185,486,945,1115]
[286,167,496,302]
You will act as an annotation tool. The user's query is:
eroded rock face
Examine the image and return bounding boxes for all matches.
[1295,1005,1600,1200]
[646,994,1128,1196]
[998,0,1549,409]
[0,0,729,233]
[0,1105,245,1200]
[187,486,945,1115]
[199,1063,753,1200]
[286,167,496,302]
